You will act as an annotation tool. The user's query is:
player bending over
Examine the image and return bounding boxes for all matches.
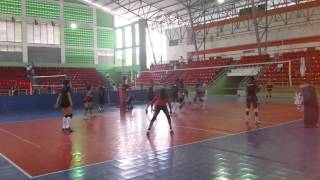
[146,88,173,135]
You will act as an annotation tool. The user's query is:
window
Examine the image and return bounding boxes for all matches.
[27,23,60,44]
[0,21,22,42]
[116,29,122,48]
[136,47,139,65]
[125,26,132,47]
[126,48,132,66]
[0,45,22,52]
[135,23,139,46]
[116,50,123,66]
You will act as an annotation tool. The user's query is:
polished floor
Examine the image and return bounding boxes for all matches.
[1,97,317,179]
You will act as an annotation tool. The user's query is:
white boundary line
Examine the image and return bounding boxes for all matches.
[0,153,33,179]
[31,118,302,179]
[174,125,230,135]
[0,128,41,149]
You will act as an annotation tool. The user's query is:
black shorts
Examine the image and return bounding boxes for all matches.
[171,96,178,102]
[178,97,184,103]
[246,96,258,109]
[60,101,70,108]
[99,98,105,105]
[154,105,170,115]
[147,94,154,101]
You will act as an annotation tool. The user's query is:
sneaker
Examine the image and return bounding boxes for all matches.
[67,128,74,133]
[146,130,150,135]
[245,116,249,124]
[170,129,174,134]
[255,118,261,125]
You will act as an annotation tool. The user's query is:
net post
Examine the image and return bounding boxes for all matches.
[288,61,292,87]
[29,82,33,95]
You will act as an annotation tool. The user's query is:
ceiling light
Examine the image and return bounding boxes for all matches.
[70,23,77,29]
[217,0,225,4]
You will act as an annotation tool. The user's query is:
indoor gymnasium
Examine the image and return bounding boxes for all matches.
[0,0,320,179]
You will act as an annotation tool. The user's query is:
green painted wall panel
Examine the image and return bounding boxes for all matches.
[0,0,21,15]
[64,27,94,47]
[96,9,113,27]
[97,29,115,49]
[27,0,60,19]
[65,48,94,64]
[64,5,93,23]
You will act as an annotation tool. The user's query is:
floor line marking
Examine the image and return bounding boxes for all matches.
[0,128,41,149]
[31,119,302,179]
[0,153,33,179]
[174,125,230,135]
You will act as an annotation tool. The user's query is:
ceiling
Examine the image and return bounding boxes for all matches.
[85,0,304,29]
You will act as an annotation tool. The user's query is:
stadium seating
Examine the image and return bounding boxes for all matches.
[257,50,320,85]
[137,58,232,86]
[238,54,270,64]
[0,67,106,95]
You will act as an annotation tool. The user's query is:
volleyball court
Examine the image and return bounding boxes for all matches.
[0,59,311,179]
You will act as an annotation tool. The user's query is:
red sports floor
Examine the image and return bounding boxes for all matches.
[0,99,303,177]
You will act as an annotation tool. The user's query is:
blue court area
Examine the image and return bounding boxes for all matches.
[1,119,319,180]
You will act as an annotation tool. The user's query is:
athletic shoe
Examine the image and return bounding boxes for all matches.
[146,130,150,135]
[255,117,261,125]
[245,116,249,123]
[170,129,174,134]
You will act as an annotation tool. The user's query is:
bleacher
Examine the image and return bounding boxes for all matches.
[0,67,106,95]
[0,67,30,94]
[136,58,232,86]
[257,50,320,85]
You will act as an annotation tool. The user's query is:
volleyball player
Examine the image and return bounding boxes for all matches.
[98,85,106,112]
[194,80,204,106]
[55,80,74,133]
[266,80,273,102]
[145,83,155,113]
[83,85,93,119]
[146,88,173,135]
[170,84,179,113]
[245,77,260,124]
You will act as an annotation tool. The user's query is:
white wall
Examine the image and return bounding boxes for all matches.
[166,3,320,61]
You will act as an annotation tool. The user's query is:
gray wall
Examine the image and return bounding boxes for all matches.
[0,52,22,62]
[28,47,61,64]
[98,56,114,64]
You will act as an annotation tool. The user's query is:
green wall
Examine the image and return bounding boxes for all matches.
[0,0,115,66]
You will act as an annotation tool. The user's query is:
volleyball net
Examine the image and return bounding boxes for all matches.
[30,74,67,94]
[138,58,309,88]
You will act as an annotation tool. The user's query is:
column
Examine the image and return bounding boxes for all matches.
[138,19,147,71]
[60,0,65,64]
[21,0,28,63]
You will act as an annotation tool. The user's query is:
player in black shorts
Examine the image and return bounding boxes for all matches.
[245,77,260,124]
[55,80,74,133]
[266,80,273,102]
[145,84,155,113]
[170,84,179,113]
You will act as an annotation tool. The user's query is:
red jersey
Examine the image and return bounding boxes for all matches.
[152,96,170,106]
